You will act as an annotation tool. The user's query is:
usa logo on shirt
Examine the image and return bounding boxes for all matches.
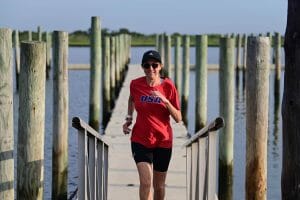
[140,95,161,104]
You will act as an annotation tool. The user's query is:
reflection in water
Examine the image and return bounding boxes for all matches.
[242,68,246,93]
[235,67,240,92]
[272,76,281,158]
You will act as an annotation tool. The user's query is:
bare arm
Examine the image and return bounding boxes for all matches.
[127,95,134,117]
[151,91,182,123]
[123,95,134,134]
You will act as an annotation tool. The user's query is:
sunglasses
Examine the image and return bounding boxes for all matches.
[142,63,159,69]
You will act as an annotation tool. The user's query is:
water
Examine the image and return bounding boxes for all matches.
[13,46,283,199]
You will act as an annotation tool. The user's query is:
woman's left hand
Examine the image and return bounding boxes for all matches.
[151,90,168,104]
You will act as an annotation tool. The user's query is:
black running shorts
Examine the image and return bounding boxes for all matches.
[131,142,172,172]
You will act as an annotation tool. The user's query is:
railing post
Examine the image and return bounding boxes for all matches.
[184,117,224,200]
[78,129,88,200]
[186,146,192,200]
[198,138,207,200]
[207,130,218,200]
[0,28,14,200]
[191,142,199,200]
[52,31,69,199]
[73,117,110,200]
[246,36,270,200]
[88,137,96,200]
[17,41,46,200]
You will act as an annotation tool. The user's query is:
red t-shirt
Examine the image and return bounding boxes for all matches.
[130,76,180,148]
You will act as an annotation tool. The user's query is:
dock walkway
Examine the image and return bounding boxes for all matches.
[104,64,188,200]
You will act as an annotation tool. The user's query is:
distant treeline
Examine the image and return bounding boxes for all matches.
[16,28,283,47]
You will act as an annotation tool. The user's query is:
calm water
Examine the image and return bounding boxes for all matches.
[13,46,283,199]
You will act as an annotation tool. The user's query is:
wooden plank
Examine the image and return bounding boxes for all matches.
[198,138,207,200]
[191,142,198,200]
[207,131,217,200]
[105,64,187,200]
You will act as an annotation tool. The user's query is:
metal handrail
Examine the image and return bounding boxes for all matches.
[72,116,110,200]
[183,117,224,147]
[183,117,224,200]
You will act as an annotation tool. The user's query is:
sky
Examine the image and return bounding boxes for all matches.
[1,0,287,35]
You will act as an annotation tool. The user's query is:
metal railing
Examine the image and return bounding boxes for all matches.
[183,117,225,200]
[72,117,110,200]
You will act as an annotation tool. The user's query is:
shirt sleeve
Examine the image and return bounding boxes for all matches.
[168,80,180,110]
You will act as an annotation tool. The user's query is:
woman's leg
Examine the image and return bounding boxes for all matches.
[136,162,153,200]
[153,170,167,200]
[152,147,172,200]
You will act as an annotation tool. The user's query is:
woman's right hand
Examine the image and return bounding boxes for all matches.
[123,120,132,135]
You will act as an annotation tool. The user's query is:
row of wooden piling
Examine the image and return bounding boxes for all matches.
[89,17,131,131]
[156,34,279,200]
[0,16,131,199]
[156,32,281,130]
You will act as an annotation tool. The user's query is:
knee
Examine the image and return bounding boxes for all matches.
[153,183,165,192]
[140,180,152,190]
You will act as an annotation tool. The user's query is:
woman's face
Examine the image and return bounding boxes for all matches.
[142,59,162,79]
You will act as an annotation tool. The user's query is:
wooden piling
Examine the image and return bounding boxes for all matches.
[281,3,300,198]
[182,35,190,126]
[28,31,32,41]
[164,34,172,78]
[274,32,281,80]
[236,34,242,69]
[155,34,159,51]
[242,34,248,90]
[157,34,165,64]
[266,32,272,47]
[218,37,235,200]
[46,32,52,79]
[246,36,270,200]
[242,34,247,69]
[52,31,69,199]
[89,16,102,132]
[37,26,42,41]
[14,29,20,90]
[115,35,121,94]
[174,35,182,98]
[110,36,116,107]
[195,35,207,132]
[103,36,111,129]
[17,41,46,200]
[0,28,14,200]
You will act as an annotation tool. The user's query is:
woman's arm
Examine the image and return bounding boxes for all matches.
[127,95,134,117]
[123,95,134,134]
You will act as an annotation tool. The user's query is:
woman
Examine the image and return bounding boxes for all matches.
[122,50,182,200]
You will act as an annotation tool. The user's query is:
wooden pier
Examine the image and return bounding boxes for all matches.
[104,64,188,200]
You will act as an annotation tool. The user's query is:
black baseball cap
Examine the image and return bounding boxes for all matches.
[141,50,162,64]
